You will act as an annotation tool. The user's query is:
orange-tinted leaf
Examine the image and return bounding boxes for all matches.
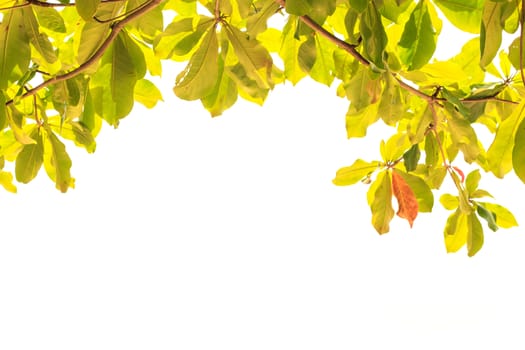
[392,170,419,227]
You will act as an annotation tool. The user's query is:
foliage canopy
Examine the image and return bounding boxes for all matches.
[0,0,523,255]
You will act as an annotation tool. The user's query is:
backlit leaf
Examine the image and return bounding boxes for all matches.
[398,0,437,70]
[368,171,394,234]
[477,202,518,228]
[76,0,101,22]
[487,100,525,178]
[360,1,387,69]
[333,159,380,186]
[444,209,466,253]
[512,115,525,183]
[394,169,434,212]
[134,79,163,109]
[43,130,74,193]
[0,9,31,89]
[15,128,43,184]
[224,23,273,89]
[174,26,218,100]
[392,169,419,227]
[476,203,499,232]
[467,212,484,257]
[434,0,484,33]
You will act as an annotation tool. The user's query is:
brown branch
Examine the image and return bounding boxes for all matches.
[6,0,162,106]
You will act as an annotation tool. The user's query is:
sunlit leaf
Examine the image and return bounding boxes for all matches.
[477,202,518,228]
[15,127,43,184]
[368,170,394,234]
[360,1,387,69]
[487,100,525,178]
[174,26,218,100]
[333,159,380,186]
[398,0,437,70]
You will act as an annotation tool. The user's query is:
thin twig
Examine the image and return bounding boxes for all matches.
[6,0,162,106]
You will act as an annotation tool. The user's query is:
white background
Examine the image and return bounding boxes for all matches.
[1,14,525,350]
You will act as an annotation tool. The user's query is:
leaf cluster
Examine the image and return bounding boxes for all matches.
[0,0,523,255]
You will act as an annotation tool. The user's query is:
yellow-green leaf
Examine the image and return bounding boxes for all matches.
[487,100,525,178]
[134,79,163,109]
[43,131,74,193]
[398,0,437,70]
[174,26,219,100]
[477,202,518,228]
[15,128,43,184]
[333,159,380,186]
[368,171,394,234]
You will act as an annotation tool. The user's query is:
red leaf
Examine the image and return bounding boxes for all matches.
[392,170,419,227]
[452,166,465,183]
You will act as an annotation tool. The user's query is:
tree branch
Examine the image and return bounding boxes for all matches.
[6,0,162,107]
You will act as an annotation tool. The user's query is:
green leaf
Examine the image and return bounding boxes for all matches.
[348,0,367,13]
[15,128,43,184]
[298,35,316,73]
[34,7,66,33]
[174,26,219,101]
[424,131,441,167]
[398,0,437,70]
[487,100,525,178]
[0,9,31,89]
[43,130,74,193]
[407,105,432,145]
[477,202,518,228]
[465,169,481,195]
[224,23,273,89]
[360,1,388,69]
[476,203,499,232]
[0,171,17,193]
[201,44,238,116]
[440,193,459,211]
[512,114,525,183]
[345,103,380,138]
[134,79,163,109]
[22,8,58,64]
[103,33,139,121]
[380,133,411,162]
[446,108,480,163]
[394,169,434,212]
[403,144,420,172]
[344,67,381,111]
[368,170,394,234]
[309,35,335,86]
[76,0,101,22]
[444,209,466,253]
[479,0,506,67]
[0,91,7,131]
[467,212,484,257]
[433,0,484,33]
[246,0,281,37]
[280,18,307,84]
[378,74,405,126]
[333,159,380,186]
[77,2,121,64]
